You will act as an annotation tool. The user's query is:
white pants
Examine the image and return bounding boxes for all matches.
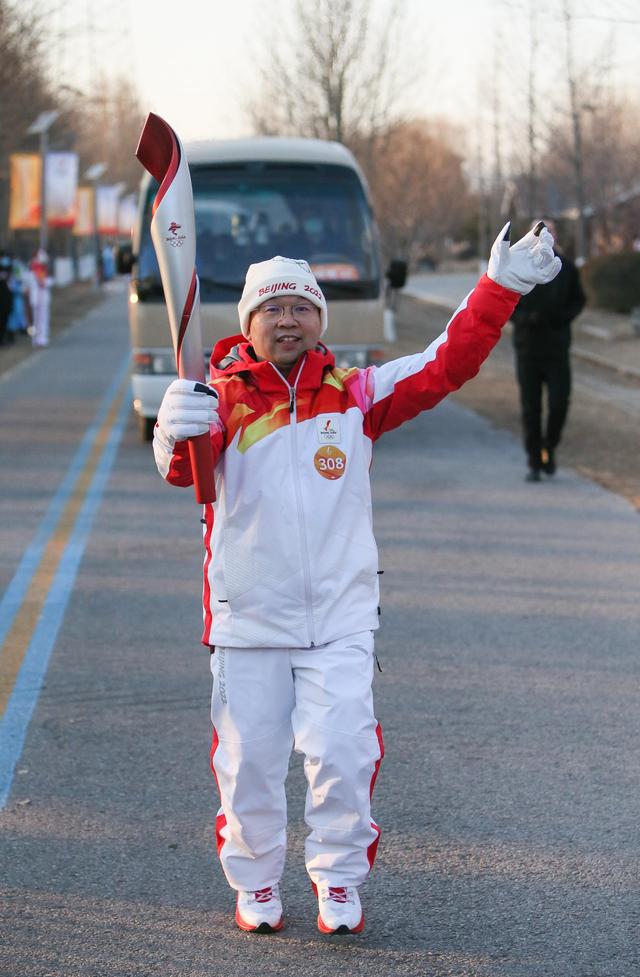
[209,631,383,892]
[31,290,50,347]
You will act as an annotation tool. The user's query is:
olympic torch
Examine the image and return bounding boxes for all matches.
[135,112,215,504]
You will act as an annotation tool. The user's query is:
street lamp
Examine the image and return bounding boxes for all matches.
[84,162,107,285]
[27,110,60,253]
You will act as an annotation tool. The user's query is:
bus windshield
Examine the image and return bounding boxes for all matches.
[136,161,380,303]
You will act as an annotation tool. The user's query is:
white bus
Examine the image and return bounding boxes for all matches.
[121,137,406,439]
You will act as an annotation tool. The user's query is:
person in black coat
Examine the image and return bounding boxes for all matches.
[0,254,15,347]
[510,223,585,480]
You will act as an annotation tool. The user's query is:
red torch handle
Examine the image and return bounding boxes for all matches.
[188,433,216,504]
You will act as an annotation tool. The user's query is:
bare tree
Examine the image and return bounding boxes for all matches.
[486,0,639,256]
[534,88,640,253]
[525,0,540,222]
[244,0,473,265]
[503,0,543,223]
[246,0,413,158]
[489,27,505,228]
[0,2,52,151]
[562,0,588,262]
[60,76,145,190]
[0,0,54,244]
[474,109,490,269]
[369,119,471,266]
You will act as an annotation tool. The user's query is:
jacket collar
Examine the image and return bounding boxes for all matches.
[210,335,335,392]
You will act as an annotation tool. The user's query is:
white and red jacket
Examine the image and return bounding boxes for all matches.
[153,275,520,649]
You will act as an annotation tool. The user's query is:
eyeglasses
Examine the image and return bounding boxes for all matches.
[254,303,318,322]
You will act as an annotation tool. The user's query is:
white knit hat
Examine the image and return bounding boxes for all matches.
[238,256,327,338]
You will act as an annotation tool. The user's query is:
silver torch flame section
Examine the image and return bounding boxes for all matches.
[136,112,215,503]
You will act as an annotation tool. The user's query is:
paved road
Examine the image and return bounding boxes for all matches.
[405,273,640,509]
[406,270,640,383]
[406,274,640,421]
[1,287,639,977]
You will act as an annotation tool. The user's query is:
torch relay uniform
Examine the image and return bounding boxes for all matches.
[153,272,521,893]
[28,249,53,349]
[153,233,560,928]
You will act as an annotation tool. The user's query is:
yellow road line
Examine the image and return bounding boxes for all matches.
[0,374,129,716]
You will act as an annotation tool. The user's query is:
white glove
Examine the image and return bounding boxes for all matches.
[156,378,219,444]
[487,221,562,295]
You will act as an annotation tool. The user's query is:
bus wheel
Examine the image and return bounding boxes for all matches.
[139,415,155,442]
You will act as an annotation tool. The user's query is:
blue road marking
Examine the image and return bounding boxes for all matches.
[0,372,132,809]
[0,353,131,649]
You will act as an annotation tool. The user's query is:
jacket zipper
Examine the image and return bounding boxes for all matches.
[270,360,316,647]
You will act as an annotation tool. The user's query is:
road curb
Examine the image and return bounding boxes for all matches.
[403,288,640,382]
[571,345,640,381]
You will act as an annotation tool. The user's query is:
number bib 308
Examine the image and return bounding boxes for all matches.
[314,445,347,480]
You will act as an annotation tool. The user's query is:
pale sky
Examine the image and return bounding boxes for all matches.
[126,0,510,139]
[47,0,640,144]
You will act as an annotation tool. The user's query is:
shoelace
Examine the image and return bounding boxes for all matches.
[327,886,350,904]
[253,886,276,903]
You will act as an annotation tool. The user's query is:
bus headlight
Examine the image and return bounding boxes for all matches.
[132,350,211,375]
[132,351,176,375]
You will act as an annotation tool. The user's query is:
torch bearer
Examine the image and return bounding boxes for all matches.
[136,112,215,504]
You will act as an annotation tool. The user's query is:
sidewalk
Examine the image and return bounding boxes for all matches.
[405,271,640,380]
[0,281,111,380]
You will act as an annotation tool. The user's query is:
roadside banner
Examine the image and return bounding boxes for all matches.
[74,187,94,236]
[46,152,78,227]
[96,185,120,236]
[118,193,137,236]
[8,154,41,230]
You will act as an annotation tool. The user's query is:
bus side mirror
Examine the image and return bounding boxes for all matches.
[116,243,135,275]
[386,259,407,290]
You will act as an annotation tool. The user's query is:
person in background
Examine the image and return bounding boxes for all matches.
[510,220,586,481]
[28,249,54,348]
[102,243,115,282]
[8,258,29,337]
[0,254,14,347]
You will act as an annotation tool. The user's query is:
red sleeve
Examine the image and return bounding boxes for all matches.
[363,275,520,441]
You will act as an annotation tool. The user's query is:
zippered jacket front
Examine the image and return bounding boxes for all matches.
[153,274,520,648]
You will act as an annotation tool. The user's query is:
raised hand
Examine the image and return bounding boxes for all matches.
[487,221,562,295]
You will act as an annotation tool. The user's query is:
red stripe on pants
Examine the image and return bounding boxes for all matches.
[210,727,227,855]
[367,722,384,869]
[201,505,214,642]
[370,721,385,798]
[367,821,381,868]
